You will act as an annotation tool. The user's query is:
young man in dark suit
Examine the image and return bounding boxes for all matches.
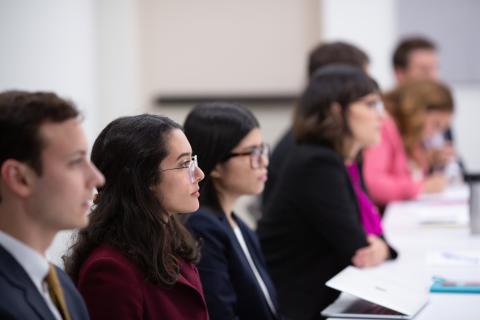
[0,91,104,319]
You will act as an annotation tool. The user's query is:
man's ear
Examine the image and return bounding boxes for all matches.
[394,67,406,83]
[0,160,36,198]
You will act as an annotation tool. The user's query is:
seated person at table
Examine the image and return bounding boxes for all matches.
[183,103,280,320]
[264,40,370,205]
[392,36,439,84]
[257,65,397,320]
[392,36,463,175]
[363,80,455,207]
[63,114,209,320]
[0,91,104,320]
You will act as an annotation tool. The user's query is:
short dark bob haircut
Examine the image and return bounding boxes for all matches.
[293,64,379,157]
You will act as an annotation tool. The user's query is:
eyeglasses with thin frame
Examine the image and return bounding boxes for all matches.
[361,98,384,114]
[224,143,270,169]
[160,155,199,183]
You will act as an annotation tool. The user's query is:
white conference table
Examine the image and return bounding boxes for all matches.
[328,186,480,320]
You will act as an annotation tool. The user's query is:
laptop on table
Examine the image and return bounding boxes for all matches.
[321,266,429,319]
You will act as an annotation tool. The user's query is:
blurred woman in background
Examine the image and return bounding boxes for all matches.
[363,80,455,207]
[257,65,396,320]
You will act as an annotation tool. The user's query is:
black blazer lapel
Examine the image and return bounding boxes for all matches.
[0,246,56,320]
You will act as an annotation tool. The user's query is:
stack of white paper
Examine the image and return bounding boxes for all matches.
[416,204,469,227]
[426,251,480,267]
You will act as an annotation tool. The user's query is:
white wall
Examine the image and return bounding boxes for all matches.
[138,0,318,102]
[0,0,97,265]
[96,0,142,133]
[451,85,480,172]
[138,0,320,153]
[321,0,397,90]
[0,0,97,141]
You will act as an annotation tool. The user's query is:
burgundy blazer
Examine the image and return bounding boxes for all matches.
[77,245,209,320]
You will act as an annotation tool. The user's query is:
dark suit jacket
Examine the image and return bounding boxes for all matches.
[262,129,293,207]
[186,208,280,320]
[0,245,89,320]
[257,142,371,320]
[264,129,376,209]
[77,245,208,320]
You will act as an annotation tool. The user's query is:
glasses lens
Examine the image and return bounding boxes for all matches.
[375,100,384,114]
[188,155,197,183]
[263,143,270,157]
[250,144,269,169]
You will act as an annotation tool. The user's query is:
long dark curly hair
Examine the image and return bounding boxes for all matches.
[63,114,200,286]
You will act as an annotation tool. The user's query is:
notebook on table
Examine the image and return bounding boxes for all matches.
[430,276,480,294]
[321,266,429,319]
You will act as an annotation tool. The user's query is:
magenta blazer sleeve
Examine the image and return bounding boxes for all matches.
[363,116,423,206]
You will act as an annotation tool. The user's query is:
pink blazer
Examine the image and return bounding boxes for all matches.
[77,245,209,320]
[363,115,423,206]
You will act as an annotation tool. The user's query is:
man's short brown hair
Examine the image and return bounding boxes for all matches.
[392,36,436,70]
[307,41,369,78]
[0,90,79,175]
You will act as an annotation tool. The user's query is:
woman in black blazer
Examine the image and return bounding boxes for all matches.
[257,65,396,320]
[183,103,280,320]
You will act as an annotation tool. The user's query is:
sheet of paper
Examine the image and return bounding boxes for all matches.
[326,266,429,316]
[416,204,469,226]
[417,185,469,203]
[426,251,480,267]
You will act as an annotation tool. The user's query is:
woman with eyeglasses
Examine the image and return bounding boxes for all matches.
[63,114,208,320]
[183,103,281,320]
[257,65,397,320]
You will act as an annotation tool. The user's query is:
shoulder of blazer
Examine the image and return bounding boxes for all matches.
[232,214,263,253]
[232,214,255,239]
[185,208,231,239]
[298,142,343,159]
[288,142,346,173]
[0,245,35,290]
[187,207,227,228]
[79,244,143,286]
[287,142,358,208]
[56,266,89,319]
[83,245,137,270]
[56,266,82,295]
[0,245,58,319]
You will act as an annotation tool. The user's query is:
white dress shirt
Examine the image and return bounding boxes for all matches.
[0,230,62,320]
